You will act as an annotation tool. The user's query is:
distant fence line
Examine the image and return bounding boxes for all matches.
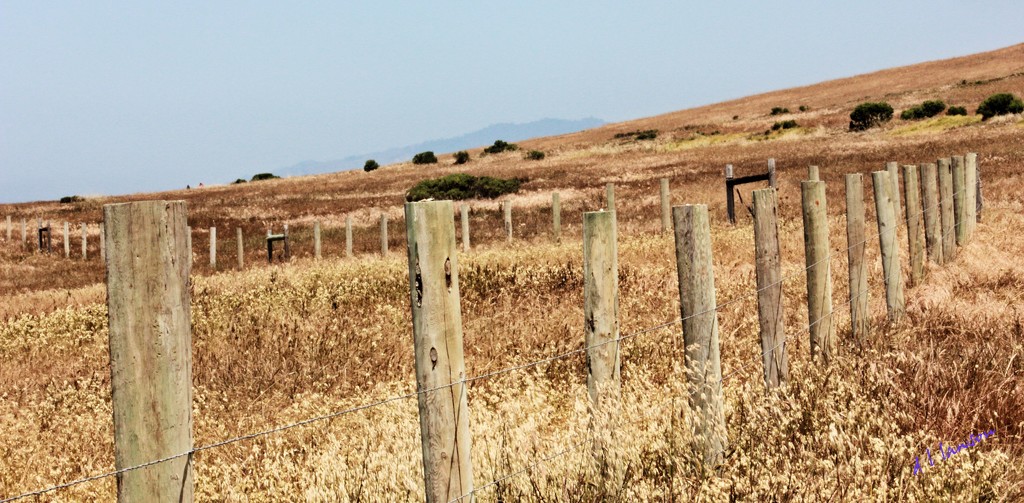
[0,153,983,502]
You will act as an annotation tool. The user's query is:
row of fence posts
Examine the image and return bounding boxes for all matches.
[9,153,982,501]
[2,219,107,260]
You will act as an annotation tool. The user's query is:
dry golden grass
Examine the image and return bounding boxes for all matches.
[1,43,1024,501]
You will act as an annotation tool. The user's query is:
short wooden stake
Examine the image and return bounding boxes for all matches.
[314,220,321,259]
[380,214,388,256]
[81,222,88,259]
[460,203,470,252]
[552,193,561,243]
[872,171,905,321]
[886,161,901,222]
[236,227,244,269]
[64,222,71,258]
[938,157,956,261]
[921,163,943,265]
[903,165,925,286]
[283,224,291,261]
[845,174,870,346]
[209,226,216,267]
[345,216,353,258]
[965,152,978,240]
[605,183,615,212]
[725,165,735,224]
[404,200,474,502]
[952,155,967,246]
[583,210,621,409]
[807,165,820,181]
[752,189,788,388]
[659,178,671,233]
[503,201,512,243]
[673,204,726,467]
[802,180,835,364]
[104,200,193,502]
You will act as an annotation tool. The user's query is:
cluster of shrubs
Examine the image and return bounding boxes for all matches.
[454,151,470,165]
[525,150,545,160]
[770,107,789,116]
[483,140,519,154]
[251,173,280,181]
[849,102,894,131]
[977,93,1023,120]
[613,129,658,141]
[771,120,799,131]
[947,106,968,116]
[406,173,524,202]
[59,195,84,204]
[900,100,946,120]
[412,151,438,165]
[364,159,380,172]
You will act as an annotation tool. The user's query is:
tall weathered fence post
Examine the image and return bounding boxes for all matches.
[552,193,561,243]
[345,216,353,258]
[404,200,474,502]
[314,220,321,259]
[460,203,470,252]
[104,200,193,502]
[965,152,978,240]
[938,157,956,261]
[605,183,615,213]
[752,189,788,388]
[673,204,727,468]
[660,178,671,233]
[64,222,71,258]
[584,209,621,489]
[380,214,389,256]
[845,174,870,346]
[921,163,943,265]
[872,171,905,321]
[903,165,925,286]
[952,155,967,246]
[802,179,835,364]
[236,227,244,269]
[503,200,512,243]
[209,226,216,267]
[886,161,901,222]
[81,223,88,259]
[971,153,983,223]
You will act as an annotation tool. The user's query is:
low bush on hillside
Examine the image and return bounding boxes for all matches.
[976,92,1024,120]
[251,173,280,181]
[406,173,524,201]
[799,105,809,112]
[770,107,790,115]
[849,102,893,131]
[771,120,799,131]
[59,195,84,204]
[900,100,946,120]
[483,140,519,154]
[363,159,380,172]
[412,151,438,164]
[232,179,247,184]
[614,129,658,141]
[946,106,968,116]
[525,150,545,160]
[454,151,470,165]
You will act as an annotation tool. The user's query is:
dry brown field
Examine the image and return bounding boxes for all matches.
[1,43,1023,500]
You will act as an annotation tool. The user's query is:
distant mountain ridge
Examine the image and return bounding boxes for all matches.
[278,117,605,177]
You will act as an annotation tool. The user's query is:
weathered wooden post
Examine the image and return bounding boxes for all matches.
[872,171,905,321]
[209,226,216,267]
[965,152,978,240]
[584,209,621,410]
[802,178,835,364]
[552,193,561,243]
[100,226,106,261]
[104,200,193,502]
[64,222,71,258]
[973,154,983,223]
[605,183,615,212]
[752,189,788,388]
[938,158,956,261]
[236,227,244,269]
[404,200,474,502]
[768,158,777,188]
[380,214,389,256]
[81,223,88,259]
[952,155,967,246]
[725,164,735,224]
[845,174,870,346]
[503,200,512,243]
[345,216,353,258]
[807,165,820,181]
[886,161,901,222]
[5,215,10,241]
[314,220,321,259]
[187,226,193,269]
[673,204,726,467]
[921,163,943,265]
[903,165,925,286]
[283,224,291,261]
[659,178,671,233]
[460,203,470,252]
[21,218,27,245]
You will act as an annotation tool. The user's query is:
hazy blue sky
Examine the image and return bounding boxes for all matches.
[2,1,1022,203]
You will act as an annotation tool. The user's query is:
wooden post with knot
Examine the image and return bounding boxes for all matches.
[873,170,905,321]
[802,178,835,364]
[752,188,788,387]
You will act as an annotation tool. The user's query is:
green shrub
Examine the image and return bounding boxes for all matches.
[849,102,893,131]
[364,159,380,172]
[976,93,1024,120]
[732,115,739,120]
[406,173,524,202]
[947,106,968,116]
[798,105,809,112]
[525,150,545,160]
[771,120,799,131]
[412,151,438,164]
[770,107,790,116]
[232,178,247,184]
[251,173,280,181]
[453,151,470,165]
[901,100,947,120]
[59,195,84,204]
[483,140,519,154]
[613,129,658,140]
